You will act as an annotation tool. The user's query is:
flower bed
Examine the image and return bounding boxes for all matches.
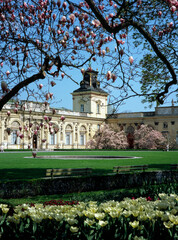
[0,194,177,239]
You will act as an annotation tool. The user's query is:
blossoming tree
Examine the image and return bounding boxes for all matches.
[86,124,128,149]
[134,124,167,149]
[0,0,177,111]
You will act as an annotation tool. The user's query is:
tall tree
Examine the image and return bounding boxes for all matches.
[0,0,177,111]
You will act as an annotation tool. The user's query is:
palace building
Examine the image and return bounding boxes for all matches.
[0,70,178,150]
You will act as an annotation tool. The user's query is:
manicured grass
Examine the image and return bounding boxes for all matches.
[0,150,177,181]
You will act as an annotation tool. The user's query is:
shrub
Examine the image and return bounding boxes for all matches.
[86,124,128,149]
[134,125,167,150]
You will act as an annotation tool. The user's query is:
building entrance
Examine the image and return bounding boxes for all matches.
[33,135,37,149]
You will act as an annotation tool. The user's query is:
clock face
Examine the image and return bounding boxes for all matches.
[81,96,89,102]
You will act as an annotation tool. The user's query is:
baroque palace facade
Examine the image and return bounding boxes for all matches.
[0,70,178,150]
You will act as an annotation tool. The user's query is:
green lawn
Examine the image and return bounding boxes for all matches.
[0,150,177,181]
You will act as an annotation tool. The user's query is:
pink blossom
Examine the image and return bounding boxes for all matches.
[109,13,114,18]
[81,68,85,74]
[119,49,124,56]
[86,124,128,149]
[44,115,48,121]
[39,84,43,89]
[50,81,56,87]
[20,134,24,139]
[61,73,65,78]
[73,37,76,44]
[108,36,113,41]
[69,4,74,12]
[6,71,10,76]
[61,115,65,121]
[170,6,176,13]
[84,13,88,21]
[57,0,61,7]
[53,14,56,20]
[168,22,173,27]
[106,71,112,80]
[49,93,53,99]
[62,2,67,9]
[90,39,94,46]
[34,130,38,135]
[158,31,163,36]
[112,74,117,82]
[45,93,50,100]
[120,18,125,24]
[14,108,18,114]
[129,56,134,64]
[102,49,106,56]
[69,14,75,24]
[61,16,66,24]
[91,19,100,27]
[134,125,166,149]
[152,25,156,32]
[158,11,162,17]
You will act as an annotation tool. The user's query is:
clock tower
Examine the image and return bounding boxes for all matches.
[72,70,108,119]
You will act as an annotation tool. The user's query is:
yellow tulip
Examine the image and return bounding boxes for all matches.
[163,221,174,228]
[85,218,96,226]
[129,221,139,228]
[2,208,9,214]
[95,213,105,220]
[70,226,79,233]
[98,220,108,227]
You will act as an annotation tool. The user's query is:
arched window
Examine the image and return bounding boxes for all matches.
[65,124,73,145]
[11,121,20,145]
[80,125,87,145]
[49,123,58,145]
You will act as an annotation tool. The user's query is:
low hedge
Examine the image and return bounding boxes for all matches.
[0,171,177,199]
[0,193,177,239]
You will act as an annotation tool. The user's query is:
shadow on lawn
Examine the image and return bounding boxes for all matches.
[0,169,46,181]
[0,168,110,181]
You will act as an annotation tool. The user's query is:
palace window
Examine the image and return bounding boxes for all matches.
[65,125,73,145]
[80,104,84,112]
[11,130,19,144]
[80,134,85,145]
[163,122,168,129]
[50,134,56,145]
[66,133,71,145]
[97,103,100,114]
[80,126,86,145]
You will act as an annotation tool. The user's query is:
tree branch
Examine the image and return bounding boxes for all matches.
[85,0,177,104]
[129,20,177,104]
[0,71,46,111]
